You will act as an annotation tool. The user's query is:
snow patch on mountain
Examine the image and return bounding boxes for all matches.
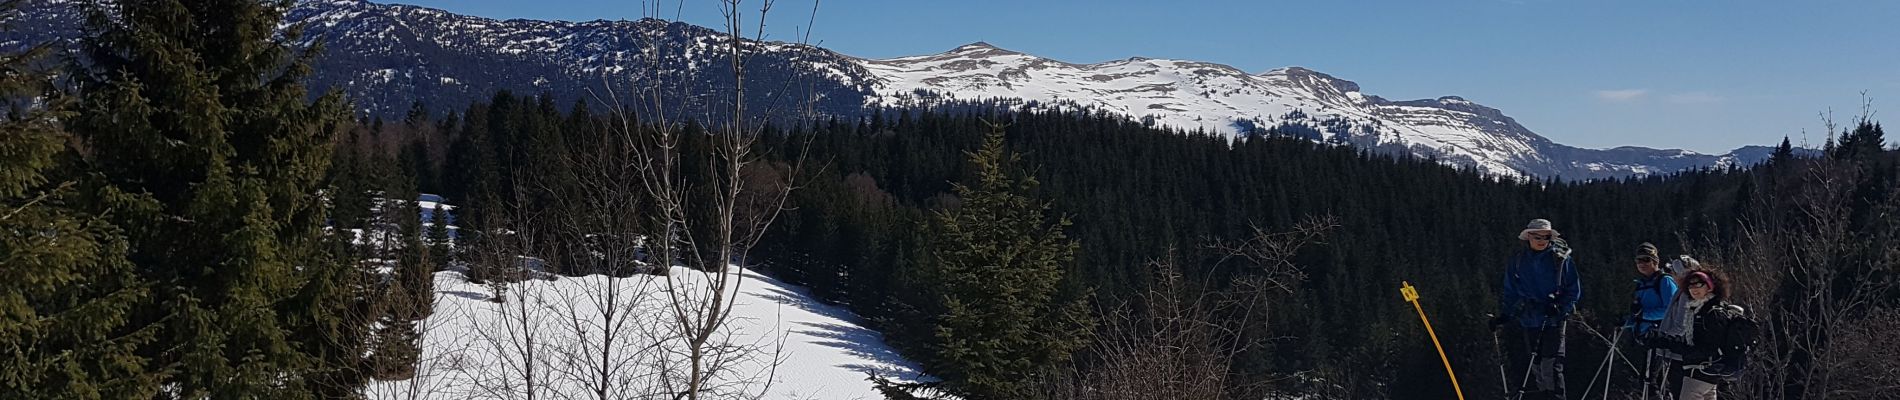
[857,42,1567,177]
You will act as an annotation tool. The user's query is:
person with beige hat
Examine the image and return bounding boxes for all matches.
[1492,218,1582,400]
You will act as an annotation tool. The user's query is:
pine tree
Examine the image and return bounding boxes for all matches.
[0,1,159,395]
[1834,120,1886,160]
[367,164,428,380]
[919,123,1091,399]
[399,138,436,197]
[1772,136,1795,165]
[445,104,501,247]
[427,203,454,271]
[404,100,429,126]
[330,127,375,230]
[66,0,357,396]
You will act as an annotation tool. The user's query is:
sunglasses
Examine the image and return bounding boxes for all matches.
[1636,258,1657,264]
[1530,234,1553,241]
[1687,281,1708,289]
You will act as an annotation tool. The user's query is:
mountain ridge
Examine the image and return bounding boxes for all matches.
[5,0,1794,179]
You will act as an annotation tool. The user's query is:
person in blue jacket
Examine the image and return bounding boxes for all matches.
[1491,218,1582,400]
[1628,243,1679,399]
[1629,243,1679,336]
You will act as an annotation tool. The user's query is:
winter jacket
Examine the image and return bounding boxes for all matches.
[1628,272,1678,335]
[1660,298,1754,383]
[1500,245,1582,328]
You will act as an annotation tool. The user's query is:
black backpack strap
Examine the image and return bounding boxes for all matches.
[1654,275,1674,305]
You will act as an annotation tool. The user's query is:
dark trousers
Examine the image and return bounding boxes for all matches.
[1516,321,1567,399]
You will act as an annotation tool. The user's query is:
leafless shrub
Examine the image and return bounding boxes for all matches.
[1055,216,1335,400]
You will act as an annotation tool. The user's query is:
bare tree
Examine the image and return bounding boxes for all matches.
[436,180,678,400]
[1707,140,1900,400]
[540,133,670,400]
[387,0,822,397]
[462,197,562,400]
[602,1,820,399]
[540,274,665,400]
[1056,216,1335,400]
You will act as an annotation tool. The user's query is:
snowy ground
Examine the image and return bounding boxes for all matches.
[364,266,931,400]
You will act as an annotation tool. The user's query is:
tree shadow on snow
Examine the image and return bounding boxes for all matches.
[753,285,928,380]
[439,290,491,301]
[754,285,855,323]
[793,321,926,379]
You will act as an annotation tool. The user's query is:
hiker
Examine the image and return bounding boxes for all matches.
[1645,255,1704,397]
[1491,218,1582,400]
[1652,270,1754,400]
[1628,243,1679,399]
[1628,243,1678,335]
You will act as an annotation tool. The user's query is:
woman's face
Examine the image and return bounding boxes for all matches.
[1637,258,1658,276]
[1687,279,1712,300]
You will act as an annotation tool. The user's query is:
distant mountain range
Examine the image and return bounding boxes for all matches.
[8,0,1799,179]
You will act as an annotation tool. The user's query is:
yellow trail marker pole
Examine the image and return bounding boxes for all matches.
[1401,281,1466,400]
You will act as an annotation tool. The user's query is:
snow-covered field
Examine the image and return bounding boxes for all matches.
[365,266,930,400]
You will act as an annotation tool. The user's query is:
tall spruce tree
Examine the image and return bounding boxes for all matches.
[367,164,427,380]
[445,104,500,246]
[330,126,375,230]
[0,1,159,396]
[1772,136,1796,165]
[920,124,1091,399]
[1834,120,1887,160]
[427,203,453,271]
[66,0,357,397]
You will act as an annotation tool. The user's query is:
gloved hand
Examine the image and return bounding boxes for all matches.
[1640,330,1673,349]
[1489,314,1512,330]
[1664,336,1693,353]
[1544,302,1562,317]
[1702,360,1735,376]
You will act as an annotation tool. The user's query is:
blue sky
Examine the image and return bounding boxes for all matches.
[396,0,1896,153]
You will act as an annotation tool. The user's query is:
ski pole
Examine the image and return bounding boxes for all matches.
[1574,314,1643,372]
[1514,325,1544,400]
[1401,282,1465,400]
[1582,327,1617,400]
[1602,326,1623,400]
[1491,319,1509,399]
[1641,348,1654,400]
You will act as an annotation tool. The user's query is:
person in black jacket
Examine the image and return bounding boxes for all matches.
[1657,270,1753,400]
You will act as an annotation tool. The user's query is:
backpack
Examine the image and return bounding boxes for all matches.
[1652,275,1674,302]
[1548,237,1572,264]
[1629,274,1675,332]
[1665,254,1699,276]
[1706,303,1758,384]
[1509,238,1572,282]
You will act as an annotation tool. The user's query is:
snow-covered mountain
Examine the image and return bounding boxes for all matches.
[7,0,1781,179]
[856,42,1768,179]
